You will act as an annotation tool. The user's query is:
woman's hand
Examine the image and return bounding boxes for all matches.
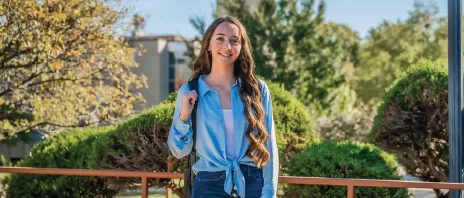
[179,90,198,122]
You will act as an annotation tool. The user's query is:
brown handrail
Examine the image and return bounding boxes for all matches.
[0,167,183,178]
[2,166,464,198]
[278,176,464,189]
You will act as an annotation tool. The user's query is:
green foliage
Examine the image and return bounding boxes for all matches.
[0,101,34,140]
[285,141,408,198]
[0,155,12,167]
[369,59,448,197]
[354,2,447,103]
[4,127,116,198]
[264,80,318,166]
[0,0,147,137]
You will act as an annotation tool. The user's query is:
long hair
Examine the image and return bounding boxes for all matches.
[190,16,270,167]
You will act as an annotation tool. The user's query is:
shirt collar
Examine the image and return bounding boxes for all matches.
[198,74,239,97]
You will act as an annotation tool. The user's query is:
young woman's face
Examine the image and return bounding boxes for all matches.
[208,21,242,67]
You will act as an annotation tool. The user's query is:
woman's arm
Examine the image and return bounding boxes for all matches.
[167,84,194,159]
[260,81,279,198]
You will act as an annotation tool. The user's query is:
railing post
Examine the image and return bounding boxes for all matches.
[166,188,172,198]
[141,177,148,198]
[166,158,172,198]
[347,185,355,198]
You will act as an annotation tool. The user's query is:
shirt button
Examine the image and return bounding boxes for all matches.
[232,193,237,197]
[233,186,237,190]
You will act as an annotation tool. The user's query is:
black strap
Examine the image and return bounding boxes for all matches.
[183,79,199,198]
[188,79,199,154]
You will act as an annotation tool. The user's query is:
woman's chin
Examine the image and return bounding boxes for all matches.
[213,58,237,66]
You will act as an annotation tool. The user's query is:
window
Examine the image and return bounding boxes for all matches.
[168,52,176,64]
[168,52,176,93]
[169,67,175,79]
[169,82,175,93]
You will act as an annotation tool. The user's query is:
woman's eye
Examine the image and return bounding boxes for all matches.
[217,37,224,41]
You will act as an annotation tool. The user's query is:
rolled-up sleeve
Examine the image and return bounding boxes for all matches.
[167,84,194,159]
[260,81,279,198]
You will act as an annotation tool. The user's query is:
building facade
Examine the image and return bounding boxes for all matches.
[127,35,194,112]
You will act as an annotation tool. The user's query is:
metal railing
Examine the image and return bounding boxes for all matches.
[1,167,464,198]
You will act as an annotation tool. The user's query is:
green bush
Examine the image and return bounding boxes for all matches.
[369,59,448,197]
[90,101,178,193]
[265,80,318,165]
[284,141,409,198]
[4,127,115,198]
[4,79,316,197]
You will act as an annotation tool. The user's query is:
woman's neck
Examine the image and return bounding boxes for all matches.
[205,63,236,90]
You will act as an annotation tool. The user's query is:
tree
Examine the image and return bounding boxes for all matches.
[0,0,147,138]
[190,0,360,115]
[354,2,447,103]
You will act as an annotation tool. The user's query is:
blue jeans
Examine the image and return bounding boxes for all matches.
[192,164,264,198]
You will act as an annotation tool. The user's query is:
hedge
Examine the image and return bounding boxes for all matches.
[284,141,409,198]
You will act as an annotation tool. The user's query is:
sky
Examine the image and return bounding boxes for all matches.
[120,0,449,40]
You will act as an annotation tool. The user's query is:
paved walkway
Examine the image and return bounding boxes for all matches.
[399,166,437,197]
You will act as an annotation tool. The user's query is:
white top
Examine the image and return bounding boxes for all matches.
[222,109,235,160]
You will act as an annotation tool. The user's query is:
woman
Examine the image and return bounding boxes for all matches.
[167,16,278,198]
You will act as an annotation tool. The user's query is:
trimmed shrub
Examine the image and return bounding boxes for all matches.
[4,127,114,198]
[369,59,448,197]
[284,141,409,198]
[4,79,317,197]
[91,100,178,193]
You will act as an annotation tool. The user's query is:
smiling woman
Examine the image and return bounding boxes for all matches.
[167,16,279,198]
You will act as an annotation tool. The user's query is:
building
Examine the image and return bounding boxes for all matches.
[127,35,194,111]
[127,14,196,111]
[0,131,45,164]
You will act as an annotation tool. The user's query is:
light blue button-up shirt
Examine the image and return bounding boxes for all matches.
[167,75,278,198]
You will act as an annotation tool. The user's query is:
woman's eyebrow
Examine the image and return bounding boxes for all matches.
[214,33,240,39]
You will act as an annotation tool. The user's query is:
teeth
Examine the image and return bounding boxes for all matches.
[219,52,231,57]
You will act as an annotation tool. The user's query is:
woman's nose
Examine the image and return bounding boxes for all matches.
[223,41,232,49]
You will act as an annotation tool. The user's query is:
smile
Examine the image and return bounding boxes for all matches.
[219,52,232,57]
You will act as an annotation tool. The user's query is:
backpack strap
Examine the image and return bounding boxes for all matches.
[188,79,199,154]
[183,79,199,198]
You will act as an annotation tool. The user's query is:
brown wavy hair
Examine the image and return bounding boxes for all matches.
[190,16,270,167]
